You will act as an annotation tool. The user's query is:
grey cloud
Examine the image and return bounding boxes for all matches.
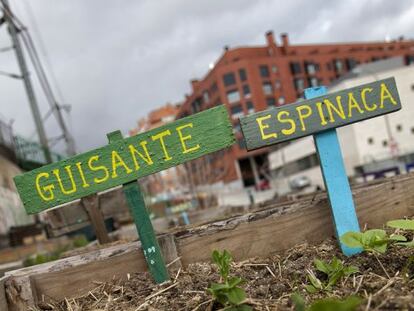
[0,0,413,153]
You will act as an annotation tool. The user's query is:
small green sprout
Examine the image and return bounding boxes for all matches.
[305,257,358,293]
[207,250,252,311]
[291,293,361,311]
[340,229,406,254]
[387,219,414,247]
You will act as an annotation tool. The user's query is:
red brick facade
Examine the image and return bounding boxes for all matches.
[177,32,414,188]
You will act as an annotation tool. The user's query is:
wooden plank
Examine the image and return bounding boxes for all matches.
[0,237,68,265]
[81,194,110,244]
[0,276,9,311]
[240,78,401,150]
[5,233,180,309]
[5,173,414,309]
[14,105,234,214]
[178,173,414,264]
[305,86,361,256]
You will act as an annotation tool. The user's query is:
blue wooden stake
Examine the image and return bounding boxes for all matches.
[181,211,190,225]
[304,86,362,256]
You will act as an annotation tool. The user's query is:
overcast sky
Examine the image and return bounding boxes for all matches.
[1,0,413,153]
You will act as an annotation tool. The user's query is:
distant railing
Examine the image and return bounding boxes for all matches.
[14,135,64,166]
[0,117,64,168]
[0,119,15,153]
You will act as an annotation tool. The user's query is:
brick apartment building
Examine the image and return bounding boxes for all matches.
[176,31,414,189]
[129,103,188,197]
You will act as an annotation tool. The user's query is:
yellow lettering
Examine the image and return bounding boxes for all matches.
[323,96,345,123]
[152,130,172,161]
[128,142,153,170]
[35,172,54,201]
[347,92,364,118]
[361,88,377,111]
[111,151,133,178]
[380,83,397,108]
[53,166,77,195]
[296,105,312,131]
[176,123,200,154]
[76,162,90,188]
[87,155,109,184]
[316,102,328,126]
[277,110,296,135]
[256,114,277,140]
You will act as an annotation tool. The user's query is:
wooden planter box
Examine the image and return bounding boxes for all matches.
[2,172,414,311]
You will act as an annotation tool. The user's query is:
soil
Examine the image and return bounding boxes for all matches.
[37,238,414,311]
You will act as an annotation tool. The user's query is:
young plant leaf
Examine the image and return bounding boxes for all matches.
[291,293,306,311]
[226,287,246,305]
[387,219,414,230]
[308,296,362,311]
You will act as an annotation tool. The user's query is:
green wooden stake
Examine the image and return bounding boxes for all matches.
[123,181,170,283]
[107,130,169,284]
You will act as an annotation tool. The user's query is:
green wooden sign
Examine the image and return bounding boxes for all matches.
[14,105,234,214]
[240,77,401,150]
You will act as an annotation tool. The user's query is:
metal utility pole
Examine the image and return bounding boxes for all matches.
[1,0,52,163]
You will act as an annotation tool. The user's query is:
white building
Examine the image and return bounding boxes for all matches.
[269,58,414,194]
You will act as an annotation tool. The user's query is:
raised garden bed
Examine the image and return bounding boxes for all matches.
[41,238,414,310]
[2,173,414,311]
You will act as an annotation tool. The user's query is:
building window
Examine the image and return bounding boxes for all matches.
[246,101,255,113]
[396,124,402,132]
[346,58,357,70]
[226,89,240,103]
[259,65,270,77]
[294,78,305,91]
[305,62,317,75]
[271,65,278,73]
[406,55,414,65]
[334,59,343,73]
[191,99,202,113]
[202,91,209,103]
[383,140,388,147]
[278,96,285,105]
[282,153,319,176]
[411,84,414,91]
[262,82,273,95]
[290,62,301,74]
[308,77,319,87]
[242,84,251,97]
[267,97,276,107]
[210,82,218,94]
[223,72,236,86]
[367,137,374,145]
[411,127,414,134]
[230,104,244,118]
[239,68,247,81]
[275,80,281,89]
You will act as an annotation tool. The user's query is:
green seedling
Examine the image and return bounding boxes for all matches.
[387,219,414,247]
[207,250,252,311]
[305,257,358,293]
[340,229,406,254]
[291,293,361,311]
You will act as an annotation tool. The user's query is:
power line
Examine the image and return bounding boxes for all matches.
[0,1,76,155]
[20,0,66,106]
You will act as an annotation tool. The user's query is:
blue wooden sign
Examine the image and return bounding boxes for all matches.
[240,78,402,256]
